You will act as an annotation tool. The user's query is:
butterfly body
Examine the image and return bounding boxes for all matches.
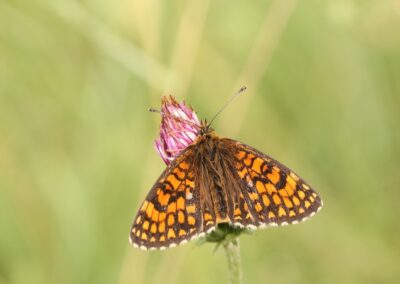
[130,120,322,250]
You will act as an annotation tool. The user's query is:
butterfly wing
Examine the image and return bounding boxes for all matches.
[224,138,322,228]
[129,150,202,250]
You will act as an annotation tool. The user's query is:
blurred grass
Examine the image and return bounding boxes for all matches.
[1,0,400,283]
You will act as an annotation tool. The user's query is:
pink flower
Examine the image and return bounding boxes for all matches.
[154,96,201,164]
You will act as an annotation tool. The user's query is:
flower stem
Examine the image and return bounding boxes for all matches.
[223,239,243,284]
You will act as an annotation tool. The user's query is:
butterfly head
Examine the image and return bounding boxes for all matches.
[199,119,215,136]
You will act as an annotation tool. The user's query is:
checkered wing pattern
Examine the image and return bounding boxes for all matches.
[129,152,200,250]
[230,140,322,227]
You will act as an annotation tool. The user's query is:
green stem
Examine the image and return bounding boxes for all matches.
[223,239,243,284]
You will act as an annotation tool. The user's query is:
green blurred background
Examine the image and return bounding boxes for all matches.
[1,0,400,283]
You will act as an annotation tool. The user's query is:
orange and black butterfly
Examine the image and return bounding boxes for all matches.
[130,93,322,250]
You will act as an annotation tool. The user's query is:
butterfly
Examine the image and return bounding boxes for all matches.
[129,95,322,250]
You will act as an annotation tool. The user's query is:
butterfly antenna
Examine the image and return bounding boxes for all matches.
[208,86,247,127]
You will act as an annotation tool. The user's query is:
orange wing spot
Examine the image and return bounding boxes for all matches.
[188,216,196,225]
[177,184,186,192]
[262,194,270,206]
[299,208,305,214]
[272,166,281,173]
[289,172,299,181]
[216,216,229,223]
[289,210,296,217]
[243,154,254,166]
[267,172,280,185]
[142,221,149,230]
[179,229,186,236]
[303,184,310,190]
[159,235,166,242]
[298,190,306,200]
[292,196,300,206]
[177,197,185,210]
[135,216,142,224]
[255,181,266,194]
[309,196,315,202]
[173,168,185,179]
[150,223,157,234]
[145,202,154,218]
[167,202,176,213]
[304,201,311,208]
[244,158,252,167]
[279,189,288,197]
[150,237,156,243]
[249,171,258,179]
[287,176,297,189]
[151,210,159,222]
[272,194,282,205]
[249,192,259,201]
[167,228,176,239]
[186,179,194,188]
[283,197,294,208]
[135,230,141,237]
[278,206,286,217]
[178,211,185,224]
[252,157,264,173]
[187,205,196,214]
[167,174,181,190]
[255,202,263,212]
[262,164,269,173]
[140,200,149,211]
[234,207,241,216]
[158,192,170,206]
[266,183,277,194]
[243,203,249,212]
[165,184,172,191]
[237,167,248,179]
[284,184,295,196]
[204,213,212,221]
[159,212,166,222]
[141,232,148,240]
[158,222,166,233]
[167,214,175,226]
[179,162,190,170]
[268,211,276,219]
[236,151,246,159]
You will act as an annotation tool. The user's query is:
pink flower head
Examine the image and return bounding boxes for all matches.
[154,96,201,164]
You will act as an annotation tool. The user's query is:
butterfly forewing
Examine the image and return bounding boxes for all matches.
[228,139,322,227]
[130,151,202,250]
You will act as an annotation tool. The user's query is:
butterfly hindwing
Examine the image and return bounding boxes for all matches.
[129,151,202,250]
[227,139,322,228]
